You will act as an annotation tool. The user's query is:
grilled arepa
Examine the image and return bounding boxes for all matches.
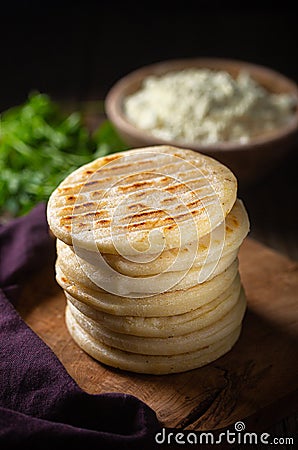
[47,146,237,255]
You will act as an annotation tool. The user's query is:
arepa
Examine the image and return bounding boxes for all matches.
[47,146,237,255]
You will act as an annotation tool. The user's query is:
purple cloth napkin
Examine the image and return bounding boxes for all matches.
[0,203,160,449]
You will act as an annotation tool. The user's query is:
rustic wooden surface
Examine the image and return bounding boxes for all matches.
[17,237,298,433]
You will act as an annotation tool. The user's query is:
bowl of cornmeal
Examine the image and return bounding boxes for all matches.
[105,58,298,185]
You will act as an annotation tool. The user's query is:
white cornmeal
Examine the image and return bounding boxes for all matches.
[123,69,295,144]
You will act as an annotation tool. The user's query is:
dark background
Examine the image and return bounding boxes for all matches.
[1,1,298,109]
[1,0,298,259]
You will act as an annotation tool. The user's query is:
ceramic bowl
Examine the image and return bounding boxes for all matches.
[105,58,298,185]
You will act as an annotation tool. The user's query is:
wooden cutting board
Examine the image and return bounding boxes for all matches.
[18,237,298,432]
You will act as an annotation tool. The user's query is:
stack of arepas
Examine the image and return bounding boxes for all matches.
[47,146,249,374]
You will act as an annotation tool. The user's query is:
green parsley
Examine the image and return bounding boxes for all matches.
[0,92,127,217]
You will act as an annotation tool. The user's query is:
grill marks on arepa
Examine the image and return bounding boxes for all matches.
[56,176,226,234]
[47,147,237,252]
